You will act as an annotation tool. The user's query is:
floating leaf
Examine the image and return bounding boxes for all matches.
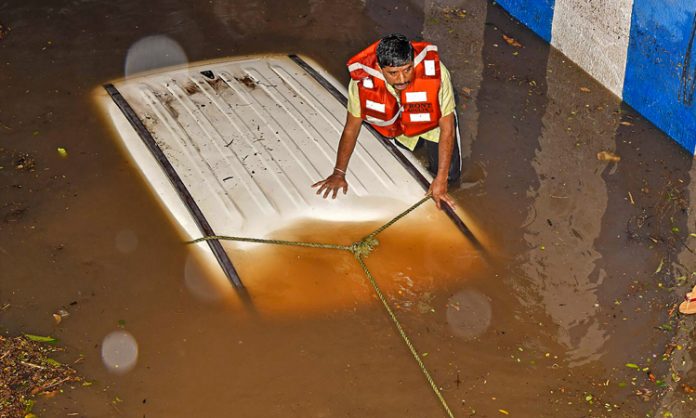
[24,334,57,343]
[620,121,634,126]
[655,258,664,274]
[502,34,522,48]
[579,87,591,93]
[597,151,620,162]
[625,363,640,369]
[499,410,509,415]
[658,323,673,331]
[57,147,68,158]
[45,358,61,367]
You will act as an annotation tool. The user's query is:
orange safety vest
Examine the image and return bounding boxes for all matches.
[347,40,442,138]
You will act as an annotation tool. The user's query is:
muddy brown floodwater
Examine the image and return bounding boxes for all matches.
[2,0,696,417]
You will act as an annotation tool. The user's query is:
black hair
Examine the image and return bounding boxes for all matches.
[376,33,413,68]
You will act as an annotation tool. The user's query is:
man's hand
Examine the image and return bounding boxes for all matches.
[312,173,348,199]
[311,112,361,199]
[428,176,455,210]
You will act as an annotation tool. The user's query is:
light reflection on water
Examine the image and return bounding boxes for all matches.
[115,229,139,253]
[124,35,188,78]
[101,330,139,374]
[446,289,492,340]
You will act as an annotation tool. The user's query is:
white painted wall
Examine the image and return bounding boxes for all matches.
[551,0,634,97]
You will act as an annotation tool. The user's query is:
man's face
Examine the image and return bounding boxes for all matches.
[380,62,414,91]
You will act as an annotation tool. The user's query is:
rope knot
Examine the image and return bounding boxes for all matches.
[350,236,379,258]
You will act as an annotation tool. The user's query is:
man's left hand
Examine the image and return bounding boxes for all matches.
[428,177,455,210]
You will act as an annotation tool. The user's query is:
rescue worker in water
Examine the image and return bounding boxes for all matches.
[312,33,461,209]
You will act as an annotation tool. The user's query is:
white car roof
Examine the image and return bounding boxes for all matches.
[98,55,475,288]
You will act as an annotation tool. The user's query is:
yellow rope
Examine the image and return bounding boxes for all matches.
[354,254,454,418]
[188,195,455,417]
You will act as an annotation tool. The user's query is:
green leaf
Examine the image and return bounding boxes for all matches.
[117,319,126,328]
[655,258,664,274]
[625,363,640,369]
[44,358,61,367]
[658,323,673,331]
[24,334,57,343]
[23,399,35,413]
[671,227,680,233]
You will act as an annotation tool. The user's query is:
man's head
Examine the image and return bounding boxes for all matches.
[376,33,414,91]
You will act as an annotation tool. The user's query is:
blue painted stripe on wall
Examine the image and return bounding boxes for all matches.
[495,0,555,42]
[623,1,696,154]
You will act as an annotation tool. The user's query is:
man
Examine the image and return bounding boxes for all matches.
[312,33,461,209]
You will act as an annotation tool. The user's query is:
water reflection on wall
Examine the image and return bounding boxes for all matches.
[518,48,619,366]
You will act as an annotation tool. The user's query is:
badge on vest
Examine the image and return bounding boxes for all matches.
[365,99,386,113]
[409,113,431,122]
[405,91,428,103]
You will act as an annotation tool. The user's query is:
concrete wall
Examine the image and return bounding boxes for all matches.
[496,0,696,154]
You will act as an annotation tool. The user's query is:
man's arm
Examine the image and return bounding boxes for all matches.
[312,112,363,199]
[428,112,456,209]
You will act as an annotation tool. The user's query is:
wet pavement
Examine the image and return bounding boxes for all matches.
[1,0,696,417]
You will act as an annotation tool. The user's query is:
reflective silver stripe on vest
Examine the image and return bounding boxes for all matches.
[413,45,438,67]
[366,107,402,127]
[348,62,385,81]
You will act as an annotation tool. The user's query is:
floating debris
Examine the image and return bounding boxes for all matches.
[502,34,522,48]
[678,285,696,315]
[0,335,82,417]
[442,7,467,18]
[14,153,36,170]
[596,151,620,162]
[0,22,9,41]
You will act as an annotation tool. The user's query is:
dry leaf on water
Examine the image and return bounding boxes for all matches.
[502,34,522,48]
[597,151,620,162]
